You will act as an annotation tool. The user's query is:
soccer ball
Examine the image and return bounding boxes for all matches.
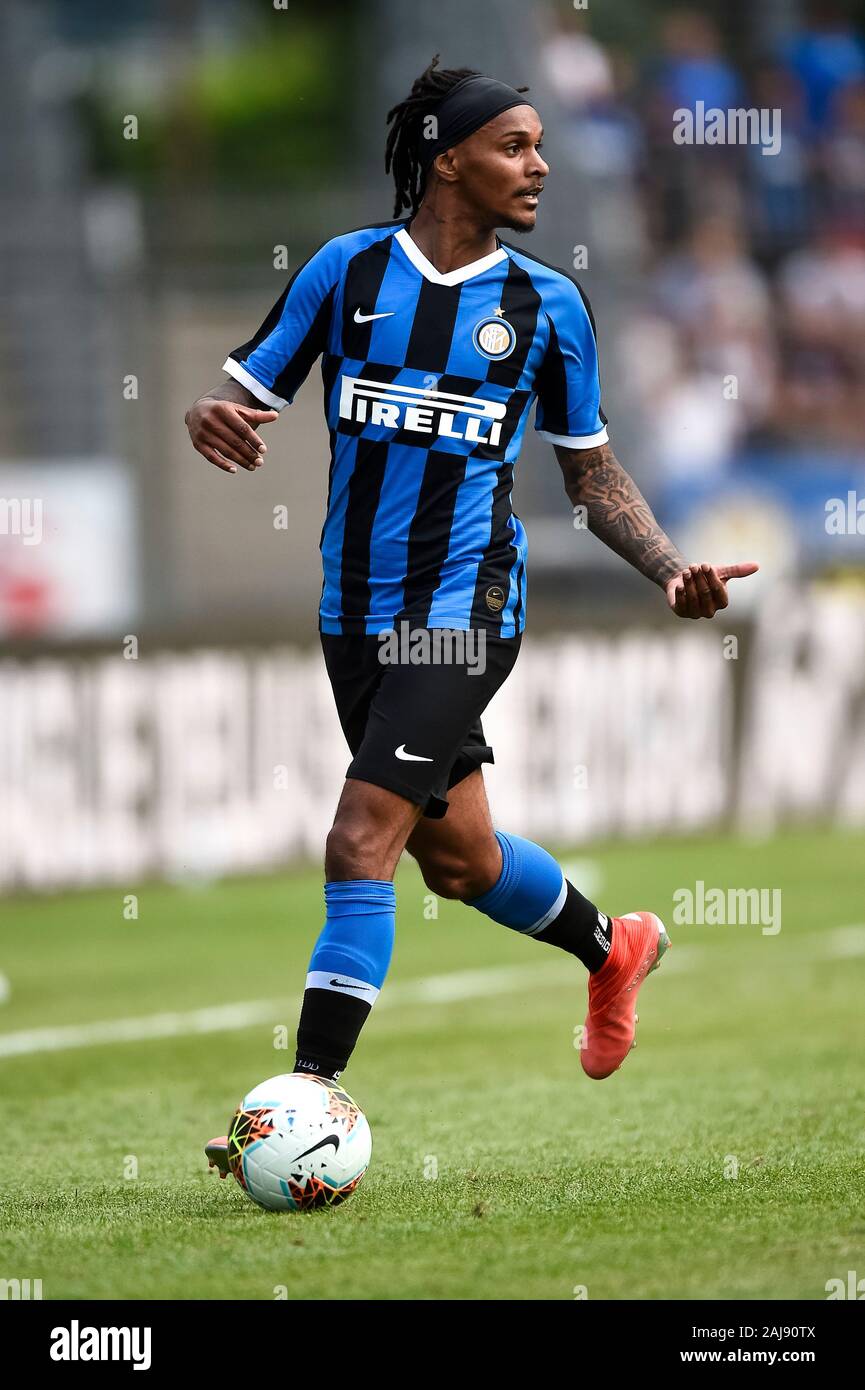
[226,1073,371,1212]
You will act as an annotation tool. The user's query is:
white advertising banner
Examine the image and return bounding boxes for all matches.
[0,589,862,892]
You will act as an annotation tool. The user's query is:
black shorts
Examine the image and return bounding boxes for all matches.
[320,626,522,818]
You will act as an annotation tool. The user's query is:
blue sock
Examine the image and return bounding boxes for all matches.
[468,830,566,933]
[468,831,611,970]
[295,879,395,1078]
[307,880,395,995]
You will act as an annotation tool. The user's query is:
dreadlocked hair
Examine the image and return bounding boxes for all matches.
[384,55,480,218]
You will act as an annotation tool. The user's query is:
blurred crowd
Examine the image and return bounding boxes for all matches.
[543,4,865,488]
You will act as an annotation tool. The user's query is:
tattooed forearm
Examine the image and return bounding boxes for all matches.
[554,442,686,587]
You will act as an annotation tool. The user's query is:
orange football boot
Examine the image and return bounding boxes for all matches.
[205,1136,230,1178]
[580,911,671,1079]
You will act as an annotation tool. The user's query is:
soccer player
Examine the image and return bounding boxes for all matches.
[188,58,757,1171]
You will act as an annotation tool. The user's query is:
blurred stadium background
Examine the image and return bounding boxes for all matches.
[1,0,863,889]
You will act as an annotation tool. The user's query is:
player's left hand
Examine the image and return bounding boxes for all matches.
[665,562,759,619]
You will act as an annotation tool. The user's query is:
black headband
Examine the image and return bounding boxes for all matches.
[420,75,530,170]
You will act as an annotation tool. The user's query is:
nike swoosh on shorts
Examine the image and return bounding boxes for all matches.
[395,744,434,762]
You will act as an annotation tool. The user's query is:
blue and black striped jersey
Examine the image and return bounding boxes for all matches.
[224,219,607,635]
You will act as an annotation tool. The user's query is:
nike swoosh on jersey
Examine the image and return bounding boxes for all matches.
[330,978,371,990]
[353,308,395,323]
[395,744,434,762]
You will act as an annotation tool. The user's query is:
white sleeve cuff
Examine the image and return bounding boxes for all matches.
[222,358,288,411]
[537,425,609,448]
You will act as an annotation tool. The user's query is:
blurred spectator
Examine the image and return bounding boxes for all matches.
[651,215,775,405]
[818,78,865,231]
[772,224,865,446]
[620,214,775,487]
[746,65,811,256]
[642,11,747,245]
[619,313,744,486]
[541,13,646,263]
[543,8,615,111]
[652,9,745,113]
[542,14,643,183]
[780,1,865,133]
[779,224,865,344]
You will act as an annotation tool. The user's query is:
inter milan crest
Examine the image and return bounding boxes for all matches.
[472,314,517,361]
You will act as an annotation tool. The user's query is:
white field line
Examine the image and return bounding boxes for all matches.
[0,962,566,1060]
[825,925,865,957]
[2,924,862,1061]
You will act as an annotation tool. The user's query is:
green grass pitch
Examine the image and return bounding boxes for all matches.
[1,826,863,1300]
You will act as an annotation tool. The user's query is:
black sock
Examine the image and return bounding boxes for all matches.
[532,881,614,972]
[294,987,373,1080]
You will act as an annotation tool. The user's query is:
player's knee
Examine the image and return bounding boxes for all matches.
[418,855,495,902]
[324,819,375,880]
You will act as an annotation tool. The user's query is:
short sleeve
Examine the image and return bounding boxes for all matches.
[222,240,339,411]
[533,277,608,448]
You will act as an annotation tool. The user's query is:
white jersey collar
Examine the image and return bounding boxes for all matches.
[395,227,506,287]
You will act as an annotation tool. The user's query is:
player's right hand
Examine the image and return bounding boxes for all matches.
[185,398,279,474]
